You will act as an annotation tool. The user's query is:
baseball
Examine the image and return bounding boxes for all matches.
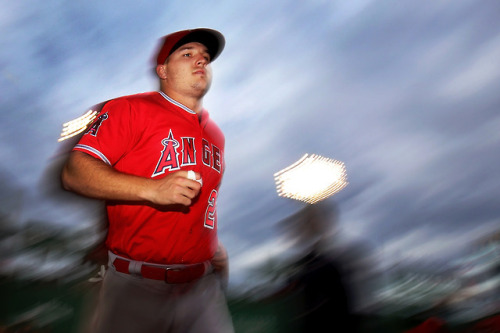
[187,170,203,186]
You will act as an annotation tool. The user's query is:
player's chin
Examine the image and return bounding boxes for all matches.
[192,79,211,91]
[192,88,210,99]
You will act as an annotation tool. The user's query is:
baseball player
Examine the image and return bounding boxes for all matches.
[61,28,234,333]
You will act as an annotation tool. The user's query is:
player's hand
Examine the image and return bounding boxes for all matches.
[147,170,202,206]
[211,242,229,288]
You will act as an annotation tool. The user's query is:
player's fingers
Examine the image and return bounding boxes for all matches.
[172,193,193,206]
[183,170,201,179]
[182,179,202,193]
[152,171,201,206]
[178,184,200,199]
[166,182,198,204]
[172,181,201,206]
[181,170,203,186]
[165,172,202,191]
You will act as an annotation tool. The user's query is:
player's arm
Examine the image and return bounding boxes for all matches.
[61,151,201,206]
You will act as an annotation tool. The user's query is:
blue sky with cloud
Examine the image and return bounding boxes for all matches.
[1,0,500,289]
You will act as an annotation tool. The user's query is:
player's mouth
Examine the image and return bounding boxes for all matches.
[193,69,206,76]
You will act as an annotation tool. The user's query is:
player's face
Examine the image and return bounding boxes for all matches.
[162,42,213,98]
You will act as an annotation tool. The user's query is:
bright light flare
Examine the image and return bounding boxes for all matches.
[274,154,348,204]
[58,110,98,142]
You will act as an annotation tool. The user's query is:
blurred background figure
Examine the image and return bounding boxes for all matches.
[268,199,371,332]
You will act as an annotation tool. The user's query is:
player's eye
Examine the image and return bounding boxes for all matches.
[183,52,192,57]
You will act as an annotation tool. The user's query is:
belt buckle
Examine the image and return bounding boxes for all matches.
[164,264,204,284]
[164,266,186,284]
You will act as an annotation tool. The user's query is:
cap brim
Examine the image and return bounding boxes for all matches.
[172,28,225,62]
[155,28,225,65]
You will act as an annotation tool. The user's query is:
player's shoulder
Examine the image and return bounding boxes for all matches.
[101,92,164,114]
[108,91,160,106]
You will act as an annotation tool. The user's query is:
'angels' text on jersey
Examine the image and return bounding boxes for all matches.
[152,129,221,177]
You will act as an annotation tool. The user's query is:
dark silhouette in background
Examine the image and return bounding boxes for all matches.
[271,200,362,332]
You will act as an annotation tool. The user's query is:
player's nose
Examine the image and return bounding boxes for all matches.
[195,55,208,67]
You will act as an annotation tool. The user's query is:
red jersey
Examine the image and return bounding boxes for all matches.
[73,91,225,264]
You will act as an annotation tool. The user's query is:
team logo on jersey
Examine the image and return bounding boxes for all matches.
[202,138,222,173]
[85,112,108,137]
[153,130,181,176]
[181,137,196,166]
[152,130,222,177]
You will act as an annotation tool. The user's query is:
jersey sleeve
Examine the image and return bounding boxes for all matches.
[73,98,138,166]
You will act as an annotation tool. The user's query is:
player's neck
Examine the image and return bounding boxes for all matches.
[161,89,204,114]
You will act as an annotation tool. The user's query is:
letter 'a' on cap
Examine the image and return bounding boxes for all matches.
[155,28,225,65]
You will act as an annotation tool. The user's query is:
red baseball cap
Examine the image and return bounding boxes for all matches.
[155,28,225,65]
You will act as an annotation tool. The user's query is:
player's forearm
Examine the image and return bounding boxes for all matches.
[61,151,153,202]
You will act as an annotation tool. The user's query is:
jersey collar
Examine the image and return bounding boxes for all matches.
[158,91,196,115]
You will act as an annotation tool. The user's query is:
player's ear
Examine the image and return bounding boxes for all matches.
[156,64,167,79]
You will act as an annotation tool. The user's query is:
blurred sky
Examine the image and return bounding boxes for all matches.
[1,0,500,289]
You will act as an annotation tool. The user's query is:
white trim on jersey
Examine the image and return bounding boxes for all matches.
[75,144,111,165]
[158,91,196,114]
